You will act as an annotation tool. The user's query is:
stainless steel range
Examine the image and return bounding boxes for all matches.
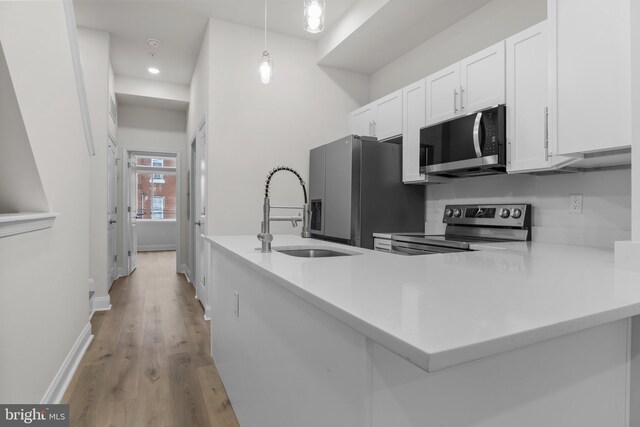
[390,204,531,256]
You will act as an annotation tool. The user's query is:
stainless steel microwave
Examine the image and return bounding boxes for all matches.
[419,105,506,178]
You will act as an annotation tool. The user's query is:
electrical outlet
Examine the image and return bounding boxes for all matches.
[569,194,583,214]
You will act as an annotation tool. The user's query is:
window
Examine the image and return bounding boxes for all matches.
[134,155,176,220]
[151,158,165,183]
[151,196,165,219]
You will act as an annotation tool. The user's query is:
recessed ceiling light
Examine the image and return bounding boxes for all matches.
[148,67,160,75]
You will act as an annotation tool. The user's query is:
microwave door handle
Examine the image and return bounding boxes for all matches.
[472,112,483,158]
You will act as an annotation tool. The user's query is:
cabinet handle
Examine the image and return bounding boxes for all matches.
[460,86,465,112]
[453,89,459,114]
[368,121,372,136]
[373,120,377,137]
[544,107,549,162]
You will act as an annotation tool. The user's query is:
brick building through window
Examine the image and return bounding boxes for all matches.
[135,155,177,220]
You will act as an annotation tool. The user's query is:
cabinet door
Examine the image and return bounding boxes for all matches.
[549,0,631,155]
[426,63,461,125]
[402,79,426,182]
[507,22,576,173]
[349,104,375,137]
[374,90,402,140]
[460,41,506,114]
[506,23,550,172]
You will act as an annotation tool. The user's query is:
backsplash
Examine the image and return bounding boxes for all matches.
[425,168,631,249]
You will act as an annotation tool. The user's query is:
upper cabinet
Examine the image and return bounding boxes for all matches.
[426,42,505,126]
[348,90,402,140]
[375,91,403,140]
[460,42,506,115]
[548,0,631,156]
[349,104,376,137]
[506,22,575,173]
[425,63,461,125]
[402,79,427,183]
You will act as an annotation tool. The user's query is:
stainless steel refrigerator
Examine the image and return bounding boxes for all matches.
[309,135,425,249]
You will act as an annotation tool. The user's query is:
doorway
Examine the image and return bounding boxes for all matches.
[190,117,208,318]
[123,149,182,276]
[107,136,118,288]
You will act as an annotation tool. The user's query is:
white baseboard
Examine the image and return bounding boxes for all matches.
[138,244,176,252]
[92,296,111,312]
[41,322,93,404]
[117,267,127,278]
[181,264,193,284]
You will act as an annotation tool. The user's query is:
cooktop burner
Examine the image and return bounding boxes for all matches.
[389,204,532,255]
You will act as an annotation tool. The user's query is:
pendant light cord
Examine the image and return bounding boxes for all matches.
[264,0,268,51]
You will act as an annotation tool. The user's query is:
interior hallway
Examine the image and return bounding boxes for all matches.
[63,251,239,427]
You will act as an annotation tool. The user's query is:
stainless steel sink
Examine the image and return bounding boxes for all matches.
[273,245,361,258]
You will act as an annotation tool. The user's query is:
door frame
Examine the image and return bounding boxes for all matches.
[188,114,209,319]
[122,147,182,275]
[107,133,118,289]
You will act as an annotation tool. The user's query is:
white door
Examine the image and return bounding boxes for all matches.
[127,158,138,274]
[402,79,426,183]
[194,120,208,309]
[506,22,575,173]
[107,138,117,287]
[460,41,506,114]
[426,63,461,125]
[348,104,375,137]
[374,90,402,140]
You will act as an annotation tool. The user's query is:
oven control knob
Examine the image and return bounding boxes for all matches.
[499,208,510,218]
[511,208,522,219]
[452,209,462,218]
[444,209,453,218]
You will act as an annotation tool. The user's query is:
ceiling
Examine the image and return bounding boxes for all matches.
[74,0,359,85]
[74,0,496,86]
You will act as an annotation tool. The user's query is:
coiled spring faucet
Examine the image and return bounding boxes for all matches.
[257,166,311,253]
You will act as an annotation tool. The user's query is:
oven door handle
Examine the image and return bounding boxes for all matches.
[472,112,483,158]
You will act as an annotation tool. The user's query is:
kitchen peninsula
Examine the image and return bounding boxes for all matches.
[207,235,640,427]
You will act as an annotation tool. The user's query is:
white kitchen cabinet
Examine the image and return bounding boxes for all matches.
[426,42,505,126]
[349,90,403,140]
[460,42,505,114]
[349,104,376,137]
[425,63,460,125]
[374,90,402,140]
[506,22,575,173]
[402,79,426,183]
[548,0,631,156]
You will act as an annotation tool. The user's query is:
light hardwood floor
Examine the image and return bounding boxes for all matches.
[63,251,240,427]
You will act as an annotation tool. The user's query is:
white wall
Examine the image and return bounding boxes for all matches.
[137,220,177,251]
[368,0,546,100]
[116,75,189,105]
[0,0,90,402]
[0,41,49,213]
[116,103,188,269]
[426,169,631,249]
[205,18,369,236]
[77,27,111,300]
[187,22,210,142]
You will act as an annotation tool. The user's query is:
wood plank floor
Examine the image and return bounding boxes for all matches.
[63,251,240,427]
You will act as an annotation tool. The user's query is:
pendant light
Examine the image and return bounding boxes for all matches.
[304,0,325,33]
[259,0,273,84]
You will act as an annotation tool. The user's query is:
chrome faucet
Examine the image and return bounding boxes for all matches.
[257,166,311,253]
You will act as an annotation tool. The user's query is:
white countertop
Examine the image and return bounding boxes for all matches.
[206,235,640,372]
